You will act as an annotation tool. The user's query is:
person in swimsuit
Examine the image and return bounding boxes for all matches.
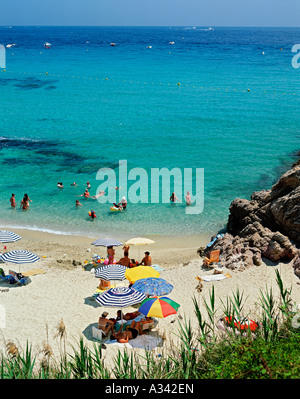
[78,189,90,198]
[76,199,82,207]
[140,251,152,266]
[107,246,115,264]
[185,191,192,205]
[117,252,131,267]
[98,312,115,336]
[20,194,32,211]
[10,194,16,208]
[111,320,143,343]
[170,192,181,203]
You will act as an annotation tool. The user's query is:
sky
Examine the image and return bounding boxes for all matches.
[0,0,299,27]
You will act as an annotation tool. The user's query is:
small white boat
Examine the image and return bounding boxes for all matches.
[169,41,175,45]
[6,44,16,48]
[110,42,116,46]
[147,45,152,48]
[44,42,51,49]
[207,27,214,31]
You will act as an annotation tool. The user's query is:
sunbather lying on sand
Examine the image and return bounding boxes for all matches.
[111,320,143,343]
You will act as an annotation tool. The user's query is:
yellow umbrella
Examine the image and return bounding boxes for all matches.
[125,237,155,260]
[125,266,159,284]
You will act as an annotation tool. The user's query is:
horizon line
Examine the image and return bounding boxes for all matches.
[0,25,300,28]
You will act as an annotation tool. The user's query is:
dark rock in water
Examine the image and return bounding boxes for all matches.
[201,152,300,277]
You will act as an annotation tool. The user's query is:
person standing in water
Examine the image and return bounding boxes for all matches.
[10,194,16,208]
[185,191,191,205]
[170,192,181,203]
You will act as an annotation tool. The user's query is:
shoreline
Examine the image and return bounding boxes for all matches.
[0,226,212,268]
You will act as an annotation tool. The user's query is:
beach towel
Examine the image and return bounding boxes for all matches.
[105,335,162,350]
[199,273,231,282]
[206,233,224,248]
[22,269,46,277]
[151,265,164,271]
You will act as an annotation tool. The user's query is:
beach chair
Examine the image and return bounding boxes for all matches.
[0,268,15,284]
[202,250,220,268]
[8,270,30,285]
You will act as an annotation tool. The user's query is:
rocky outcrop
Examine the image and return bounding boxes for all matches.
[200,154,300,276]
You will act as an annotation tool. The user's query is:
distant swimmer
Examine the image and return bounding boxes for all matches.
[10,193,16,208]
[57,182,64,188]
[76,200,82,207]
[71,182,78,187]
[87,181,91,189]
[185,191,191,205]
[170,192,181,203]
[92,190,105,199]
[78,189,90,198]
[89,210,97,220]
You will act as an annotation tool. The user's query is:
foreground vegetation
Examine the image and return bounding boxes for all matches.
[1,270,299,379]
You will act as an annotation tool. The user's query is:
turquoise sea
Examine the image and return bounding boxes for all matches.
[0,26,299,237]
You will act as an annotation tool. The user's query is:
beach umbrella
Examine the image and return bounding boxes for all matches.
[0,250,40,273]
[94,264,126,281]
[91,238,123,247]
[125,266,160,284]
[96,286,146,308]
[125,237,155,260]
[138,296,180,319]
[0,230,21,243]
[131,277,173,297]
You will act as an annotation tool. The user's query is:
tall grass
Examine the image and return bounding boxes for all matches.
[0,270,299,379]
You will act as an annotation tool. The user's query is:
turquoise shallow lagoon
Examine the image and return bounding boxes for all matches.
[0,26,299,236]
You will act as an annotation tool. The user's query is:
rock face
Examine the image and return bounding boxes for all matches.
[201,155,300,277]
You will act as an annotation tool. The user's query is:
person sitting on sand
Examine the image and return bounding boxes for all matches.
[111,320,143,343]
[10,193,16,208]
[98,312,115,336]
[130,259,138,268]
[118,252,131,267]
[76,199,82,207]
[140,251,152,266]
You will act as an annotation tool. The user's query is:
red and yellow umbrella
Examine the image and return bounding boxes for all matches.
[138,296,180,318]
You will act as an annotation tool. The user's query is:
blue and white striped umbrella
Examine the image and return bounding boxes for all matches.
[91,237,123,247]
[96,286,146,307]
[95,264,127,281]
[0,250,40,272]
[0,230,21,243]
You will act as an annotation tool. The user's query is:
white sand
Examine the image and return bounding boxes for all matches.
[0,228,299,369]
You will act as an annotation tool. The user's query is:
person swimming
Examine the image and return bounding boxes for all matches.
[76,200,82,207]
[57,182,64,188]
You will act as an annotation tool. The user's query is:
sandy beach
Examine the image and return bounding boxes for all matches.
[0,228,299,369]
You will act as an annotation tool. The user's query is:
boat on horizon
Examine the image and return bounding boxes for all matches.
[44,42,51,49]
